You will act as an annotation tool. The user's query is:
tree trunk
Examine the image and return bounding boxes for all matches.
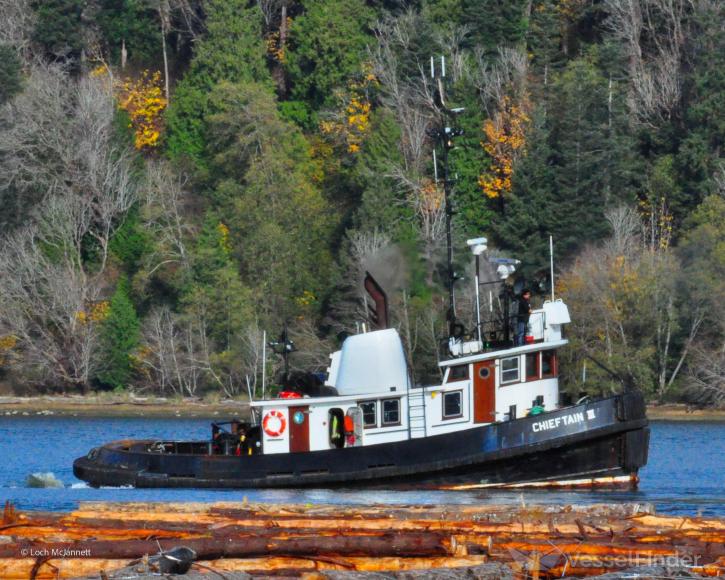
[159,1,171,102]
[272,3,288,95]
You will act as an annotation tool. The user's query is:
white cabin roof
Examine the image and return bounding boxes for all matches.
[439,339,568,367]
[248,390,390,408]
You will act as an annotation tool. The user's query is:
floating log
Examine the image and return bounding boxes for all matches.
[0,532,451,560]
[1,501,723,579]
[0,559,134,580]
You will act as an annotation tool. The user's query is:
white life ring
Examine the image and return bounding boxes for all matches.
[262,410,287,437]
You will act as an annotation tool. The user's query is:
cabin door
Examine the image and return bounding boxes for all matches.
[289,406,310,453]
[473,361,496,423]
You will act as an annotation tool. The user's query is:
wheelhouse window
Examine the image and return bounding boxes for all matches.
[381,398,401,426]
[358,401,377,428]
[446,364,468,383]
[501,356,520,384]
[442,390,462,419]
[542,350,557,377]
[526,353,539,381]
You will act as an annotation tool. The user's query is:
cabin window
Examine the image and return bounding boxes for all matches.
[442,390,462,419]
[358,401,377,428]
[381,398,401,426]
[526,353,539,381]
[446,364,468,383]
[542,350,557,377]
[501,356,520,384]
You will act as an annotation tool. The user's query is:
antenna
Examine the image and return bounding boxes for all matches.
[261,330,267,399]
[268,323,296,387]
[431,56,447,107]
[549,235,555,300]
[467,237,487,340]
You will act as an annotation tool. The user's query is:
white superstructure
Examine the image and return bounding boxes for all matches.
[251,300,571,456]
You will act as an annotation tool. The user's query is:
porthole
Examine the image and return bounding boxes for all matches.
[478,367,490,379]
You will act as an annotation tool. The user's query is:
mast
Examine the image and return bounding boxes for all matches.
[268,323,296,387]
[430,56,464,336]
[443,131,455,325]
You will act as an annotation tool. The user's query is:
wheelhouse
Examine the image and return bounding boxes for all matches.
[249,298,571,457]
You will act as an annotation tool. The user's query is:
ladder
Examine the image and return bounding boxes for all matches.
[407,387,427,439]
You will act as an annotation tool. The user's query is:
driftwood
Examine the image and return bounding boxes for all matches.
[0,501,723,579]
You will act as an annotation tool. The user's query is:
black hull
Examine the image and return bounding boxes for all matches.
[73,391,649,489]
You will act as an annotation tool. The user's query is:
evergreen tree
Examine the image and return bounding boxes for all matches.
[165,0,271,164]
[492,107,557,275]
[421,0,463,25]
[676,195,725,364]
[675,1,725,220]
[351,109,410,237]
[97,279,140,390]
[94,0,161,66]
[285,0,375,109]
[460,0,529,51]
[184,213,252,354]
[206,81,335,320]
[548,56,637,257]
[109,207,150,271]
[31,0,85,64]
[447,90,496,240]
[526,0,564,95]
[0,46,22,105]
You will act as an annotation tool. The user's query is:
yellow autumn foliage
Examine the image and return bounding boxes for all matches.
[91,301,111,322]
[478,95,530,199]
[90,64,110,78]
[74,301,110,325]
[0,335,17,351]
[217,222,232,254]
[266,16,292,63]
[639,196,673,250]
[295,290,317,308]
[557,0,587,20]
[0,335,17,366]
[116,71,167,151]
[320,64,377,154]
[419,179,444,216]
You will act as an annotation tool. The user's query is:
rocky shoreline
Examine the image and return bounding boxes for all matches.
[0,395,251,418]
[0,395,722,421]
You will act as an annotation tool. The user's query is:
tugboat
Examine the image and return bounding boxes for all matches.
[73,59,649,490]
[73,265,650,489]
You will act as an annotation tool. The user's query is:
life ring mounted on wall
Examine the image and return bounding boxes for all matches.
[262,410,287,438]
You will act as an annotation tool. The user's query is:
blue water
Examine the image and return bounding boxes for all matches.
[0,417,723,515]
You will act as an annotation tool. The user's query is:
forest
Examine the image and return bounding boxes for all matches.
[0,0,722,405]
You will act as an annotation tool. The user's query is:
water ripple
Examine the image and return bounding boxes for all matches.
[0,417,722,514]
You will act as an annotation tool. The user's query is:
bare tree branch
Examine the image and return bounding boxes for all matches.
[604,0,694,125]
[0,0,35,59]
[0,66,138,389]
